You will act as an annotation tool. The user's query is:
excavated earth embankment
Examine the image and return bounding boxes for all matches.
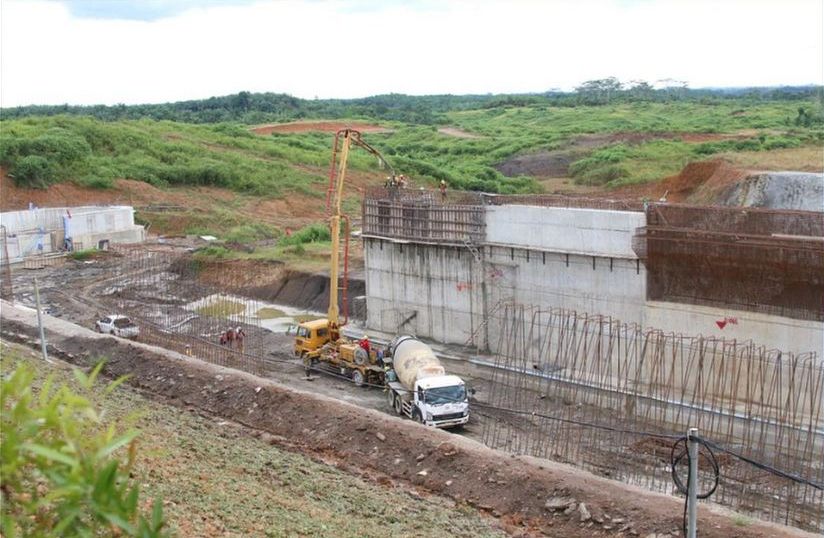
[0,302,810,538]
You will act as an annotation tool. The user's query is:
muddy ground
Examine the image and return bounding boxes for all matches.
[1,301,809,538]
[4,251,636,465]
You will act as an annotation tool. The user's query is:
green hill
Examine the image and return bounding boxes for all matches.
[1,92,821,196]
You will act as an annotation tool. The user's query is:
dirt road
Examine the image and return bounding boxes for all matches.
[1,300,811,538]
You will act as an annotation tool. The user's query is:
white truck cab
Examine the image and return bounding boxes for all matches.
[385,334,470,428]
[413,374,470,427]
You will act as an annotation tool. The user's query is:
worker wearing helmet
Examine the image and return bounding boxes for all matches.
[359,334,371,354]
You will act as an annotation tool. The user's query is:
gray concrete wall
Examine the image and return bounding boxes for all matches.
[485,205,644,258]
[484,245,646,323]
[364,238,484,345]
[363,204,823,355]
[644,301,823,355]
[364,238,647,349]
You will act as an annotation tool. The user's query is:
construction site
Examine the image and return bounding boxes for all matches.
[1,130,823,537]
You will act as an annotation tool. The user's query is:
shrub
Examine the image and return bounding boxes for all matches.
[284,244,306,255]
[280,223,330,246]
[0,361,168,537]
[573,164,630,185]
[10,155,57,188]
[70,248,99,261]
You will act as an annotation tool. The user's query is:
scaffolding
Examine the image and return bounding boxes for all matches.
[362,188,485,244]
[633,204,824,321]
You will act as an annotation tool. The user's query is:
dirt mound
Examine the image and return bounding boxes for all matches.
[495,151,576,178]
[0,170,330,235]
[0,172,237,212]
[0,173,163,210]
[661,159,749,203]
[600,159,749,204]
[251,121,391,135]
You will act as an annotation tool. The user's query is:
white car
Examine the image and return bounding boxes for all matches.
[95,315,139,339]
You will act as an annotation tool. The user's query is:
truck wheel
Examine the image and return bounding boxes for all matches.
[412,409,424,424]
[393,395,403,415]
[352,370,365,387]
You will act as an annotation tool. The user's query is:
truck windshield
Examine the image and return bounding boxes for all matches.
[425,385,466,405]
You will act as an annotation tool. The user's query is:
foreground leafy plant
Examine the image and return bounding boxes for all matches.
[0,361,168,537]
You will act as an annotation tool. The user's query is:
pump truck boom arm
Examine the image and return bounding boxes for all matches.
[325,129,393,333]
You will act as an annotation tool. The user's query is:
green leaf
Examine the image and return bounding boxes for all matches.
[87,360,106,386]
[102,511,136,535]
[72,367,88,388]
[93,460,119,500]
[151,497,164,531]
[104,374,132,395]
[126,485,140,513]
[38,373,55,406]
[22,443,78,467]
[2,512,19,538]
[95,430,139,460]
[53,509,80,534]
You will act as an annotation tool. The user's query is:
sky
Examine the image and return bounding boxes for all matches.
[1,0,822,107]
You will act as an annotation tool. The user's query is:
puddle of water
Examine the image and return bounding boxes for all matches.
[184,293,324,333]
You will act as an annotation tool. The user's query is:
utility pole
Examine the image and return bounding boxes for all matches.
[34,277,49,362]
[687,427,699,538]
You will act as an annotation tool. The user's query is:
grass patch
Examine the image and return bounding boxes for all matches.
[256,307,286,319]
[194,245,231,260]
[280,223,331,246]
[195,299,245,318]
[223,223,279,244]
[69,248,101,261]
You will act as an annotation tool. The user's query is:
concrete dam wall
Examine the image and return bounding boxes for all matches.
[363,196,824,355]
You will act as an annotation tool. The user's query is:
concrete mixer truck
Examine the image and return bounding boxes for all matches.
[384,335,470,428]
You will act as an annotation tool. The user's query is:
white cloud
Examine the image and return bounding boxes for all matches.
[1,0,822,107]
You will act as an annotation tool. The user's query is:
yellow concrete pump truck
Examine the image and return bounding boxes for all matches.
[293,129,387,386]
[293,130,471,429]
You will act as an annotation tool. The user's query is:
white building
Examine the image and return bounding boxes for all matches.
[0,205,145,263]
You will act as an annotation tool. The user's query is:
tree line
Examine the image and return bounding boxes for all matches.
[2,82,821,125]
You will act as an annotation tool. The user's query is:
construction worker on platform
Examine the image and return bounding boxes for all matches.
[359,335,371,355]
[439,179,447,201]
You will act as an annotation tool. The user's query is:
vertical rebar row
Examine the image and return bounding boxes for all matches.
[481,302,824,533]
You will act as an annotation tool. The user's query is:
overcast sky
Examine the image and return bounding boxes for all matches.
[1,0,822,107]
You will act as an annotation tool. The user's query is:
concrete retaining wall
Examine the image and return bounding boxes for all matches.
[363,204,822,355]
[485,205,644,258]
[644,301,823,355]
[364,238,484,345]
